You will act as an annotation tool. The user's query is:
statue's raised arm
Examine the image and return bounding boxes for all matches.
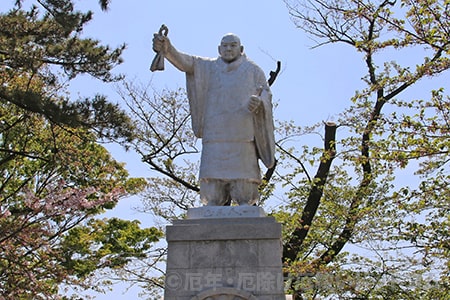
[151,25,194,73]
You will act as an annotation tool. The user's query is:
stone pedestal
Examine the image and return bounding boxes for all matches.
[164,206,285,300]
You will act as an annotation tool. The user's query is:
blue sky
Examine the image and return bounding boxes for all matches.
[4,0,447,298]
[72,0,366,123]
[69,0,370,184]
[68,1,362,297]
[64,0,450,298]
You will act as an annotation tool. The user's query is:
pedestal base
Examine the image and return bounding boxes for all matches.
[164,207,285,300]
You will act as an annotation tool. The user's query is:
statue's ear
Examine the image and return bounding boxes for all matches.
[240,45,244,53]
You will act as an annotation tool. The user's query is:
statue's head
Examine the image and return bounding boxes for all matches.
[218,33,243,63]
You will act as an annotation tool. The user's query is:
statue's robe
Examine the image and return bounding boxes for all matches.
[186,54,275,183]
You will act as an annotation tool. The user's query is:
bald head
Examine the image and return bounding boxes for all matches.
[221,33,241,45]
[218,33,244,63]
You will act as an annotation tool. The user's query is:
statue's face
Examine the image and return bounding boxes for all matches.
[218,34,243,63]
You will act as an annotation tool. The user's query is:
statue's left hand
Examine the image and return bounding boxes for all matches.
[248,95,262,113]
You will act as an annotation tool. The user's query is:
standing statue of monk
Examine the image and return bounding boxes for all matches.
[152,30,275,206]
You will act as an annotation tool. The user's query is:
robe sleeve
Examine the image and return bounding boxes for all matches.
[253,85,276,169]
[186,56,213,138]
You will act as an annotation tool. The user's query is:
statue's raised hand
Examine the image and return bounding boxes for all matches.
[153,34,170,54]
[150,24,169,72]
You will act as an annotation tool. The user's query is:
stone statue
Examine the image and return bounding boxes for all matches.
[152,28,275,206]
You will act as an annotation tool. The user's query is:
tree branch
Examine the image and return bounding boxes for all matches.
[283,122,337,262]
[142,156,199,192]
[317,78,386,265]
[261,61,282,184]
[268,61,282,87]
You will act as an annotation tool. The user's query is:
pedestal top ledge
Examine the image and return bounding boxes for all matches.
[187,206,266,220]
[169,206,279,241]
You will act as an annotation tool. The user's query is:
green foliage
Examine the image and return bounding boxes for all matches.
[0,1,158,299]
[71,0,450,298]
[278,0,450,298]
[0,0,135,143]
[61,218,163,278]
[0,97,152,298]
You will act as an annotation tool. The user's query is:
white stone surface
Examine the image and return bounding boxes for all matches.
[164,217,285,300]
[187,206,266,219]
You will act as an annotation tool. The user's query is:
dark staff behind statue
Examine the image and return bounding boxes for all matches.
[151,26,275,207]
